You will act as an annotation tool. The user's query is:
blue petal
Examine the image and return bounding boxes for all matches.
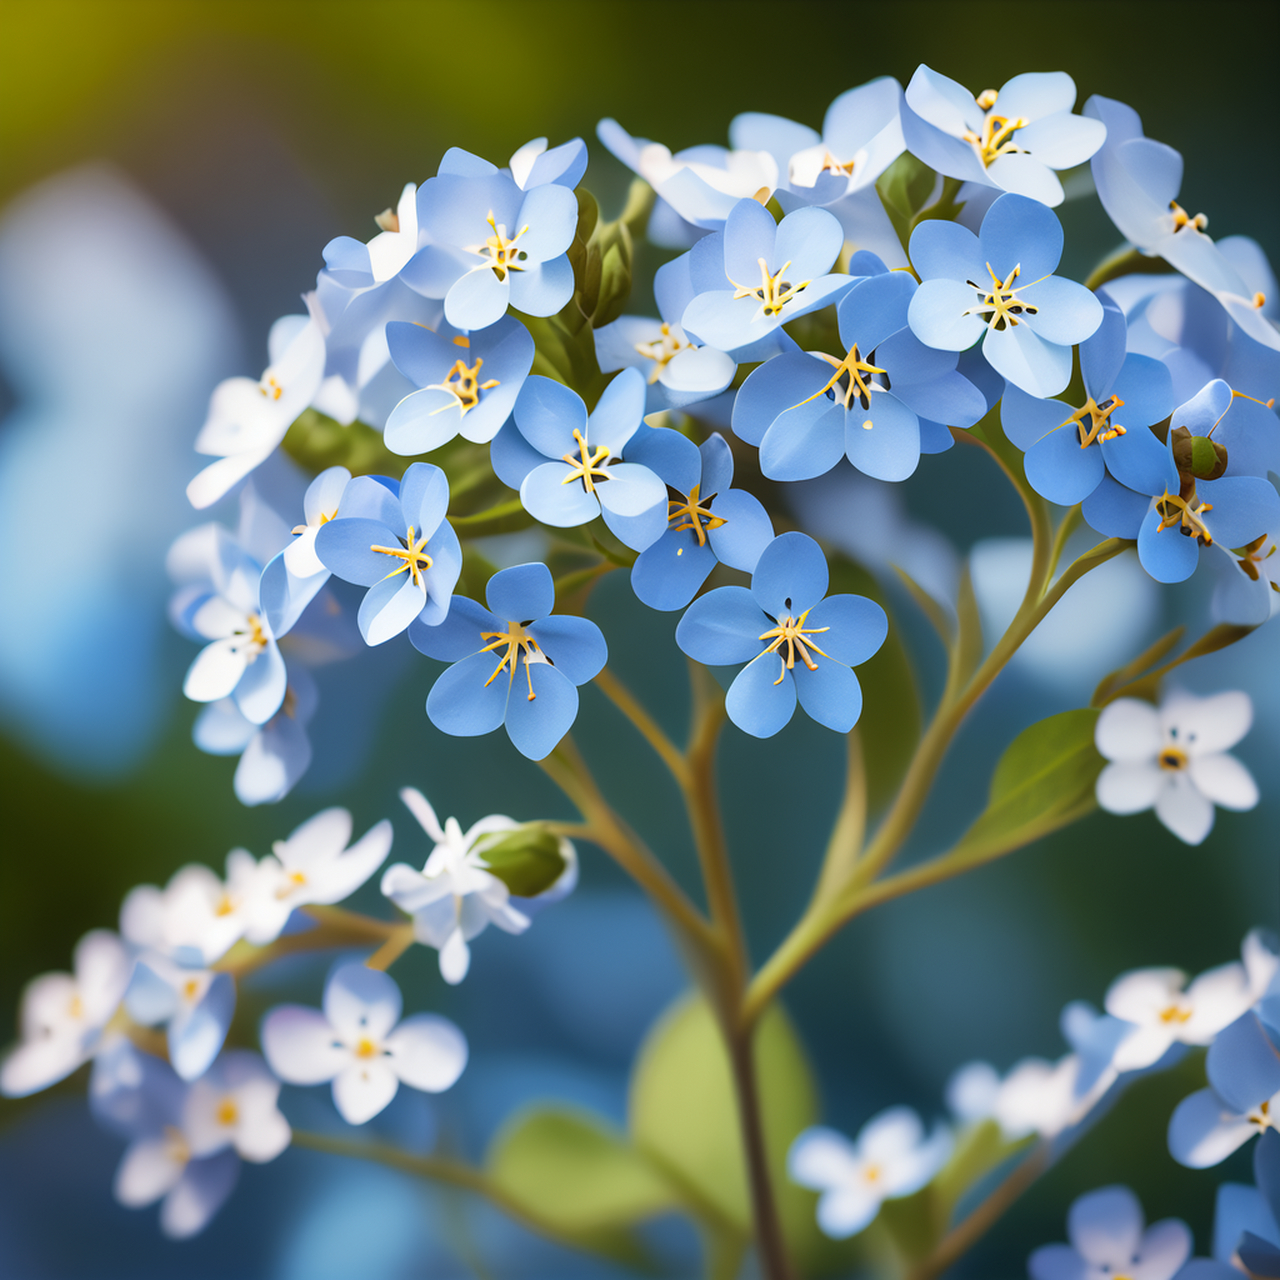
[699,432,735,497]
[486,562,554,621]
[1101,424,1178,496]
[359,574,427,645]
[795,658,863,732]
[590,366,647,453]
[527,615,608,684]
[490,418,546,489]
[260,551,327,638]
[1168,1087,1252,1168]
[804,594,888,666]
[385,320,451,388]
[506,662,579,760]
[383,387,469,455]
[521,461,601,527]
[596,460,668,521]
[445,268,510,331]
[336,475,401,525]
[233,639,288,725]
[1208,1013,1280,1114]
[982,323,1072,397]
[761,400,846,481]
[523,137,588,190]
[733,351,832,447]
[1080,294,1127,401]
[1020,276,1105,347]
[707,489,774,574]
[908,279,987,351]
[1200,476,1280,548]
[1025,419,1107,505]
[399,462,450,539]
[315,517,402,587]
[1083,475,1151,539]
[1111,353,1175,428]
[836,271,915,354]
[427,650,509,736]
[909,218,985,283]
[418,173,520,249]
[725,654,797,738]
[918,418,955,453]
[895,368,986,427]
[631,532,718,611]
[409,594,492,661]
[169,973,235,1081]
[514,375,587,457]
[625,422,702,492]
[676,586,769,665]
[508,254,575,318]
[1138,507,1200,583]
[514,183,578,261]
[751,531,829,618]
[979,193,1064,282]
[774,207,845,279]
[417,520,462,626]
[722,199,779,286]
[437,147,499,178]
[844,391,921,481]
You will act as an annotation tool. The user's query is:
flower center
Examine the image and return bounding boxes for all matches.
[467,211,530,282]
[374,207,400,234]
[963,102,1030,168]
[353,1038,379,1059]
[183,977,202,1001]
[815,149,857,178]
[259,375,284,401]
[801,344,888,414]
[752,609,832,685]
[1236,533,1279,588]
[276,868,308,900]
[1169,200,1208,233]
[966,263,1039,331]
[292,509,336,537]
[1158,746,1189,772]
[668,483,727,547]
[560,429,614,495]
[216,1098,239,1127]
[479,620,545,702]
[634,323,694,383]
[1064,395,1127,448]
[232,612,269,661]
[1155,490,1214,545]
[370,526,435,589]
[731,257,811,319]
[1158,1001,1192,1023]
[67,994,84,1019]
[425,356,500,416]
[1250,1098,1277,1131]
[863,1162,883,1184]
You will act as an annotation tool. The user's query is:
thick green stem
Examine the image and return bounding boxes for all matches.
[1084,245,1174,293]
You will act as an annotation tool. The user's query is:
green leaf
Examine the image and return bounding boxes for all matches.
[282,408,417,478]
[450,497,534,538]
[629,993,831,1265]
[950,707,1104,864]
[1091,624,1185,707]
[474,825,567,897]
[875,152,937,249]
[487,1106,679,1234]
[1095,622,1259,707]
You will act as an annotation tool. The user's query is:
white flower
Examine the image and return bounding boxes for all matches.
[0,930,130,1097]
[1095,690,1258,844]
[992,1054,1088,1140]
[122,954,235,1081]
[1105,931,1276,1072]
[380,787,532,984]
[182,1050,291,1163]
[261,962,467,1125]
[788,1108,952,1238]
[244,807,393,946]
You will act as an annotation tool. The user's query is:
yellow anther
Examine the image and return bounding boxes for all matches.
[1158,746,1189,772]
[479,621,543,702]
[560,429,613,495]
[731,257,810,319]
[1062,395,1127,448]
[67,994,84,1019]
[1237,533,1277,584]
[798,344,888,413]
[214,893,236,917]
[1169,201,1208,232]
[293,508,336,538]
[425,356,500,416]
[183,978,201,1000]
[467,211,530,282]
[864,1162,884,1184]
[1254,292,1267,309]
[752,609,832,685]
[216,1098,239,1127]
[259,375,284,401]
[966,262,1039,330]
[1155,489,1214,544]
[164,1126,191,1165]
[963,112,1029,168]
[353,1038,378,1059]
[668,483,727,547]
[634,323,693,383]
[1250,1099,1276,1131]
[374,207,400,234]
[815,149,857,178]
[1158,1002,1192,1023]
[370,526,434,588]
[975,88,999,110]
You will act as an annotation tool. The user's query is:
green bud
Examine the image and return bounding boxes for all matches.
[475,826,567,898]
[1171,424,1229,481]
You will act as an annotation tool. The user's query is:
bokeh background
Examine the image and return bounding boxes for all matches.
[1,2,1277,1276]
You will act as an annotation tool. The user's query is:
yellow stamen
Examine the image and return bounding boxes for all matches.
[751,609,832,685]
[667,483,727,546]
[67,994,84,1019]
[216,1098,239,1126]
[374,207,400,234]
[292,509,336,537]
[1061,395,1127,448]
[353,1038,378,1059]
[560,429,613,495]
[424,357,500,416]
[466,211,530,282]
[259,375,284,401]
[1158,1002,1192,1023]
[634,323,693,383]
[1236,533,1277,585]
[183,978,201,1000]
[731,257,810,319]
[1155,489,1213,544]
[1250,1098,1276,1131]
[798,344,887,413]
[1158,746,1189,772]
[479,621,543,702]
[963,111,1029,167]
[370,526,434,588]
[966,262,1039,330]
[1169,201,1208,232]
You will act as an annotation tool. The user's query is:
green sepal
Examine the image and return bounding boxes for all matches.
[474,825,567,897]
[875,152,939,250]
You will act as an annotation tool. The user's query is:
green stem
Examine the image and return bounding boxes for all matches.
[215,905,398,979]
[1084,245,1175,293]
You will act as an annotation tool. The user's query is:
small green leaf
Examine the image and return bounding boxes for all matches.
[475,826,567,897]
[1095,622,1258,707]
[950,707,1104,863]
[282,408,417,478]
[1092,624,1185,707]
[488,1106,678,1233]
[450,498,534,538]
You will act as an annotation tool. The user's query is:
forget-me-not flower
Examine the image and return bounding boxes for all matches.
[411,561,607,761]
[491,367,668,549]
[908,192,1103,397]
[383,316,534,454]
[734,258,986,482]
[625,428,773,611]
[902,67,1105,207]
[676,531,887,738]
[314,463,461,645]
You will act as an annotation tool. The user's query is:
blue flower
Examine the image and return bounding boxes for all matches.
[491,367,668,550]
[902,67,1105,207]
[1084,96,1280,354]
[411,562,606,761]
[404,160,579,331]
[733,258,986,482]
[676,531,886,738]
[314,463,461,644]
[625,428,774,610]
[1001,290,1175,508]
[908,193,1103,397]
[680,199,853,359]
[383,316,534,454]
[123,956,236,1082]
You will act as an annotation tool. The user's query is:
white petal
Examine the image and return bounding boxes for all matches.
[1112,1024,1176,1072]
[1183,962,1253,1042]
[788,1126,859,1190]
[1161,689,1252,755]
[1,1035,88,1097]
[1154,775,1215,844]
[385,1014,468,1093]
[306,820,394,905]
[1096,762,1162,814]
[260,1006,347,1084]
[817,1183,882,1239]
[1105,968,1186,1024]
[439,928,471,985]
[400,787,446,843]
[323,964,401,1041]
[115,1137,186,1207]
[858,1106,924,1163]
[1095,698,1162,762]
[277,807,353,872]
[233,1082,292,1162]
[1188,753,1259,811]
[332,1058,399,1124]
[183,639,248,704]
